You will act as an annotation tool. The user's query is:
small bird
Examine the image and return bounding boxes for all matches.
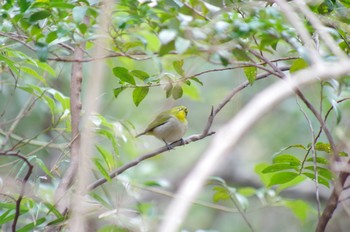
[136,106,188,148]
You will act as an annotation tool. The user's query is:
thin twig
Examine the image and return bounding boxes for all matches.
[0,150,33,232]
[1,90,46,148]
[0,129,67,150]
[295,98,321,218]
[229,194,254,232]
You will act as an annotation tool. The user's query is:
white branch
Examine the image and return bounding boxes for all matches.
[158,60,350,232]
[68,0,113,230]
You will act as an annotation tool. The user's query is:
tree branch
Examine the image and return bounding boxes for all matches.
[54,44,84,212]
[0,150,33,232]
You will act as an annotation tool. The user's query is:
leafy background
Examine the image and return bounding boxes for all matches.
[1,0,350,231]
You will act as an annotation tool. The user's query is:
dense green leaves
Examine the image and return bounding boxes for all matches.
[257,145,338,188]
[1,0,350,231]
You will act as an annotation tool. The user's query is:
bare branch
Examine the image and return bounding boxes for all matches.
[0,150,33,232]
[54,45,84,212]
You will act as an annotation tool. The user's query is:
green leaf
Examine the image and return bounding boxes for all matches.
[238,187,256,197]
[96,145,116,170]
[219,55,229,66]
[232,48,251,61]
[0,209,13,225]
[46,31,58,44]
[20,66,47,84]
[314,142,331,153]
[72,6,88,23]
[37,62,56,77]
[254,163,273,187]
[244,66,257,85]
[304,166,333,180]
[290,58,308,73]
[113,67,136,85]
[113,86,126,98]
[173,60,184,76]
[273,154,301,165]
[78,23,88,34]
[284,200,311,223]
[159,40,175,56]
[0,53,19,75]
[317,1,334,14]
[91,192,111,209]
[340,0,350,7]
[182,83,200,100]
[306,157,329,165]
[44,202,63,218]
[47,216,66,226]
[93,158,111,182]
[340,151,348,157]
[190,77,203,86]
[29,10,51,22]
[35,42,49,62]
[164,81,173,98]
[213,186,231,203]
[35,158,54,178]
[130,70,150,80]
[302,172,330,188]
[277,175,306,192]
[19,0,31,12]
[143,180,167,187]
[172,84,183,99]
[268,172,298,186]
[262,163,298,173]
[17,217,46,232]
[133,87,149,106]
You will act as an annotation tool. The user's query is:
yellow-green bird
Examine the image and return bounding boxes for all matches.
[136,106,188,148]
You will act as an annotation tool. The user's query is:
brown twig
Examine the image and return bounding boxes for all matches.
[0,150,33,232]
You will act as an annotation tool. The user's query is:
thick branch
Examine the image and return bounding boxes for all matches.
[54,44,84,212]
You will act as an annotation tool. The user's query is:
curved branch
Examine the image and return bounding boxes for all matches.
[0,150,33,232]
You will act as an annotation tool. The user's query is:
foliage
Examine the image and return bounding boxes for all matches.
[1,0,350,231]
